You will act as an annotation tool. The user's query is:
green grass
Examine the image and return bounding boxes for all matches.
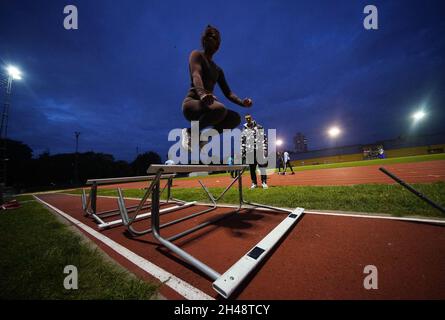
[68,182,445,218]
[0,200,159,299]
[14,194,35,202]
[290,153,445,172]
[157,153,445,181]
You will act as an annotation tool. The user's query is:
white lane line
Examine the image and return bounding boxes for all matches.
[57,193,445,225]
[34,195,214,300]
[191,202,445,225]
[304,210,445,225]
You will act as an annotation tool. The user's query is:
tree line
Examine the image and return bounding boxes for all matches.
[2,138,162,193]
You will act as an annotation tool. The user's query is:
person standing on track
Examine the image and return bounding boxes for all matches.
[277,151,285,175]
[283,151,295,175]
[241,114,268,189]
[181,25,253,151]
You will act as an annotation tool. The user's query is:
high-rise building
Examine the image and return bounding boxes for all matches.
[294,132,308,153]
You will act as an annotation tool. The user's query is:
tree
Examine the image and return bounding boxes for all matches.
[0,139,160,191]
[131,151,161,176]
[0,139,33,190]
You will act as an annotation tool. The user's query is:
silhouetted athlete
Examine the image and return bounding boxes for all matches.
[182,25,253,150]
[283,151,295,175]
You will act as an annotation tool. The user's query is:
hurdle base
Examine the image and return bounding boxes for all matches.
[212,207,305,298]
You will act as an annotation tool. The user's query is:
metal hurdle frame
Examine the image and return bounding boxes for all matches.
[117,166,246,237]
[81,174,181,228]
[118,164,305,298]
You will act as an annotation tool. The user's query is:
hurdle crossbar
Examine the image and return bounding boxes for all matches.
[85,174,175,185]
[147,164,246,174]
[81,174,176,225]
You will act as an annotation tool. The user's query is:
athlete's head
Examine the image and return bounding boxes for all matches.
[201,25,221,55]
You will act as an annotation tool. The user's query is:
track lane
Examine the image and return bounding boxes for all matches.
[35,193,445,300]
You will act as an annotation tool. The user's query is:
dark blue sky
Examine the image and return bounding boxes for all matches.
[1,0,444,161]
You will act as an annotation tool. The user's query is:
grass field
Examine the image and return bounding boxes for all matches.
[68,182,445,218]
[171,153,445,180]
[0,199,159,299]
[289,153,445,172]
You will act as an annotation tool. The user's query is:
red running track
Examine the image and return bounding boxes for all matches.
[36,193,445,300]
[100,160,445,190]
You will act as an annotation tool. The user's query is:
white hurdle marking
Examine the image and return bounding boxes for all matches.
[213,207,305,298]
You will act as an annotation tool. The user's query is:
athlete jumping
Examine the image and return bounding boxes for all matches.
[182,25,253,150]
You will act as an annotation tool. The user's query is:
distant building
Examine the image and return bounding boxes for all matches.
[294,132,308,153]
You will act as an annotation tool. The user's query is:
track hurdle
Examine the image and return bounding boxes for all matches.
[118,164,305,299]
[81,174,177,227]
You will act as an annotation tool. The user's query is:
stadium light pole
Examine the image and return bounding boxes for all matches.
[328,126,341,138]
[409,109,428,137]
[411,110,426,123]
[74,131,80,185]
[328,126,341,139]
[0,65,23,204]
[276,138,284,153]
[1,66,22,139]
[327,126,341,148]
[275,139,284,171]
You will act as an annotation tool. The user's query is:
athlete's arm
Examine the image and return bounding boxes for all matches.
[217,68,252,107]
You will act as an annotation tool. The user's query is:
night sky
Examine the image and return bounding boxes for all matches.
[1,0,444,161]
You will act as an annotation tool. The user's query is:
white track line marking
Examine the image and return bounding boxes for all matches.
[191,202,445,225]
[34,195,214,300]
[55,192,445,225]
[304,210,445,225]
